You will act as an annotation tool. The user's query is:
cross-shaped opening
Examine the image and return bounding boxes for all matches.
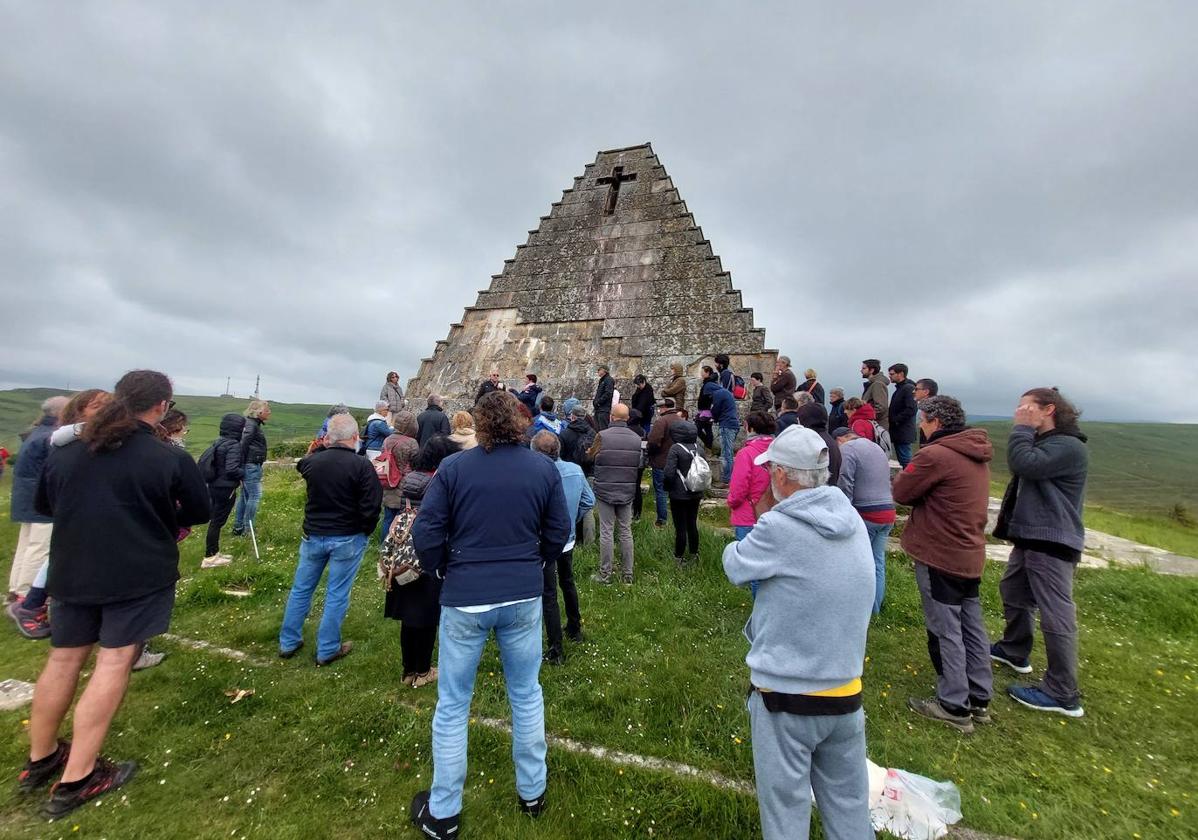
[596,165,637,215]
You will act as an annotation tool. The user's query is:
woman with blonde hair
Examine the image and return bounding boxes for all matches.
[233,400,270,536]
[448,411,478,450]
[801,368,825,406]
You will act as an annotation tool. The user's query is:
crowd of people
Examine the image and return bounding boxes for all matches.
[4,361,1091,840]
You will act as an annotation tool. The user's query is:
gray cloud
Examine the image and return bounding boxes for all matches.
[2,2,1195,421]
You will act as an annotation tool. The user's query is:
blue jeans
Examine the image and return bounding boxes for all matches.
[894,441,913,468]
[431,599,546,818]
[651,468,668,524]
[864,521,893,614]
[234,463,263,530]
[735,526,759,599]
[381,506,400,542]
[279,533,367,660]
[719,426,737,481]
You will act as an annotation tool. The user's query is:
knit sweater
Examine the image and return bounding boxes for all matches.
[836,438,895,512]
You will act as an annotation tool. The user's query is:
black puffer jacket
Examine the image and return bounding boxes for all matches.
[560,417,597,475]
[664,421,705,500]
[240,417,268,466]
[210,413,246,487]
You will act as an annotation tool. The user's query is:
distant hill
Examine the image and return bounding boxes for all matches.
[977,420,1198,516]
[0,388,368,456]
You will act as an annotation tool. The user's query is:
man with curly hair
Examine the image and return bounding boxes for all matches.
[409,391,571,838]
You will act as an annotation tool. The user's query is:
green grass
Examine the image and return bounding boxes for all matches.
[1,469,1196,839]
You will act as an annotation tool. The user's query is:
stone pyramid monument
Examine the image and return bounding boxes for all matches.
[406,142,778,410]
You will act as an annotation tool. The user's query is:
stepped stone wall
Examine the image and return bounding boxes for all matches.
[407,143,777,412]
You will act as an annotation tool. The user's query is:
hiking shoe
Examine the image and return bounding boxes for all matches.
[590,573,611,585]
[131,648,166,671]
[565,628,585,644]
[543,648,564,666]
[410,789,460,839]
[1007,684,1084,718]
[621,575,634,585]
[410,667,438,688]
[231,528,245,537]
[42,757,138,819]
[990,643,1032,674]
[315,642,353,667]
[654,520,667,528]
[17,741,69,793]
[7,601,51,640]
[519,789,547,817]
[970,705,993,725]
[402,672,417,687]
[907,696,974,734]
[279,640,304,659]
[200,555,232,569]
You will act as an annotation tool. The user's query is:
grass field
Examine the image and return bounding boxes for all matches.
[1,467,1195,839]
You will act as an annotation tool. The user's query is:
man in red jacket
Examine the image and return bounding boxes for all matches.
[892,395,994,734]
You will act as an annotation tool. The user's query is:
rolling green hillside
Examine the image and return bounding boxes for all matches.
[0,388,366,456]
[977,420,1198,516]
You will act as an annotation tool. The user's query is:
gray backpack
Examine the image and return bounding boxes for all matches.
[675,443,712,493]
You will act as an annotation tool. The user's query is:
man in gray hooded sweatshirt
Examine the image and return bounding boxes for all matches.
[722,425,874,840]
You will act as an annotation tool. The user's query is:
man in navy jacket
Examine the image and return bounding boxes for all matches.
[409,391,570,838]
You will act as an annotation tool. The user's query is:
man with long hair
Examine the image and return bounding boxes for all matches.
[409,391,570,838]
[991,388,1089,718]
[20,370,209,817]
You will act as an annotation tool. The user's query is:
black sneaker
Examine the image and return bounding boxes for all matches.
[565,628,585,644]
[279,640,304,659]
[17,741,69,793]
[990,643,1032,674]
[543,648,564,666]
[42,757,138,819]
[410,789,460,838]
[519,789,547,817]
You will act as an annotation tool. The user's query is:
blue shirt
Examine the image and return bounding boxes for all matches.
[554,458,595,551]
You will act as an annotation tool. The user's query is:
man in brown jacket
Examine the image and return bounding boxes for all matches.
[892,395,993,734]
[770,356,797,411]
[646,399,685,527]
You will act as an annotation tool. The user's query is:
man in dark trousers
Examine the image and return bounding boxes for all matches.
[417,394,451,447]
[887,363,918,467]
[645,398,685,527]
[278,413,382,666]
[991,388,1089,719]
[893,396,994,734]
[593,364,615,430]
[201,413,245,569]
[21,370,210,817]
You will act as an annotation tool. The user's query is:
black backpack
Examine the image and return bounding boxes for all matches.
[196,441,220,483]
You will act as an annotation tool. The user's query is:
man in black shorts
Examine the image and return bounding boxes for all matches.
[18,370,209,818]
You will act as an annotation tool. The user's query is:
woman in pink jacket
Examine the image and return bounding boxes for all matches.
[726,412,777,540]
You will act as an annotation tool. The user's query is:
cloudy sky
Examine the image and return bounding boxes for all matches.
[2,3,1195,421]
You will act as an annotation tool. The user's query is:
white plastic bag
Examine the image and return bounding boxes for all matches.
[868,764,962,840]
